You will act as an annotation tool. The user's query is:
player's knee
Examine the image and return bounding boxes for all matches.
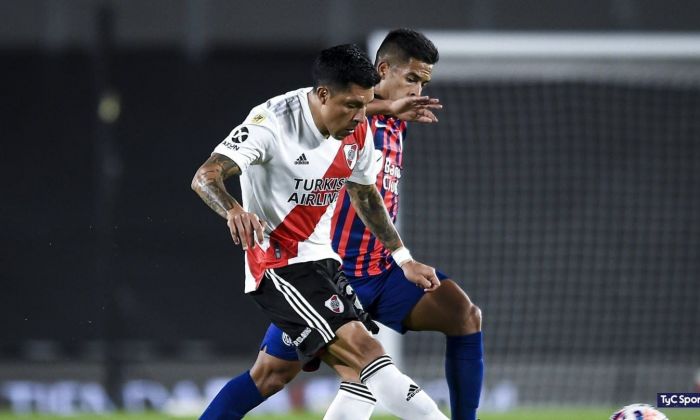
[468,302,482,332]
[449,299,482,336]
[344,333,385,366]
[352,334,385,361]
[332,322,386,370]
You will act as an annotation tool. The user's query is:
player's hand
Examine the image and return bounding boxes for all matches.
[225,207,266,250]
[400,260,440,292]
[388,96,442,123]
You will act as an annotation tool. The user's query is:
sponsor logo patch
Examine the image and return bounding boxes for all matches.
[230,126,249,143]
[293,327,312,346]
[250,114,266,124]
[222,140,239,150]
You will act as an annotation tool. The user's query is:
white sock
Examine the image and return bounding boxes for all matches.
[323,381,376,420]
[359,355,448,420]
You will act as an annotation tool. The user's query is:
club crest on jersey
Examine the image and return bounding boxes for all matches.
[344,144,358,169]
[281,332,293,347]
[324,294,345,314]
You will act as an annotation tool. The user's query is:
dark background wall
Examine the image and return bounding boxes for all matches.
[3,0,700,52]
[1,49,319,356]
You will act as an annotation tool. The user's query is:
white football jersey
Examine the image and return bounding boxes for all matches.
[213,87,378,292]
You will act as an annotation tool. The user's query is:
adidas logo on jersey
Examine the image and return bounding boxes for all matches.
[406,383,422,401]
[294,153,309,165]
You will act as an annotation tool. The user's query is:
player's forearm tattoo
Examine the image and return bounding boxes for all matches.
[346,181,403,251]
[191,153,242,219]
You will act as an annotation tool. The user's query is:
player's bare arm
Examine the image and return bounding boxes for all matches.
[366,96,442,123]
[345,181,440,291]
[345,181,402,250]
[191,153,265,249]
[191,153,241,217]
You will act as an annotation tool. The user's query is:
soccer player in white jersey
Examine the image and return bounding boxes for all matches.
[191,44,448,419]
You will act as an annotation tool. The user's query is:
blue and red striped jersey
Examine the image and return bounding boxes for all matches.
[331,114,406,277]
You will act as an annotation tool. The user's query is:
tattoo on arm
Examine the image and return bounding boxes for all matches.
[191,153,242,219]
[346,181,403,251]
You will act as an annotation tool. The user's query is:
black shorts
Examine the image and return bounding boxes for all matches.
[249,259,359,360]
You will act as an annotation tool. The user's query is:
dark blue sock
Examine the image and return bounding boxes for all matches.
[445,331,484,420]
[200,371,266,420]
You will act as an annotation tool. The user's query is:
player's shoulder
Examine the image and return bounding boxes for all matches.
[243,87,308,133]
[241,107,272,126]
[262,87,309,119]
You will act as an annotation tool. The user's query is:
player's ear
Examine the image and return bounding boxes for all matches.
[316,86,330,104]
[377,61,390,79]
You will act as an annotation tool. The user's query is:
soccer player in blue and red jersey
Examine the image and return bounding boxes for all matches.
[201,30,483,420]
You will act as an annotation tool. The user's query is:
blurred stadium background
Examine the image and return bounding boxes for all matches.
[1,1,699,418]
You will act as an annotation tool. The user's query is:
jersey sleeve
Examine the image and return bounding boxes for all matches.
[348,121,381,185]
[212,109,277,173]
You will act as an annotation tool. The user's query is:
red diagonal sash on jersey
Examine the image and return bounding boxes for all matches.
[247,123,368,288]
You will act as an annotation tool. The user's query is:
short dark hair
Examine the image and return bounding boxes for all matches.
[312,44,380,91]
[375,28,439,65]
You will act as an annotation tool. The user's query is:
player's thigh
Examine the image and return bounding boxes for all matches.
[352,264,425,334]
[402,279,479,335]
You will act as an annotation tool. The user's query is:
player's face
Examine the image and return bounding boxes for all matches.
[319,84,374,140]
[377,57,433,100]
